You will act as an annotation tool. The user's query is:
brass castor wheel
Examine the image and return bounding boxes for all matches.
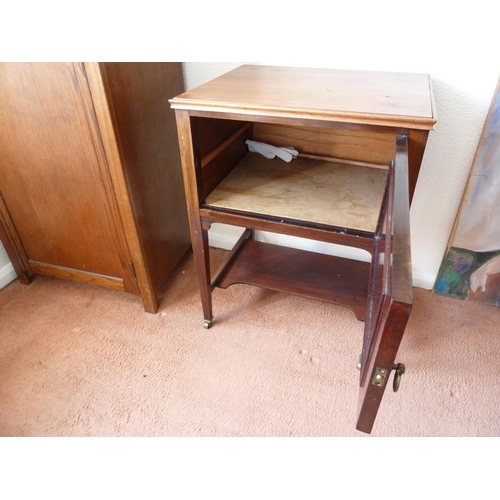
[203,320,212,329]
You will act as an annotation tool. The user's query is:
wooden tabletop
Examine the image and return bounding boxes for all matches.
[170,65,437,129]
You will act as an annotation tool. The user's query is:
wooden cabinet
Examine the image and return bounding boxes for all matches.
[0,62,190,313]
[170,65,436,433]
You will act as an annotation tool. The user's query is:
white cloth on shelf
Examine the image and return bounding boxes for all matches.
[245,140,298,163]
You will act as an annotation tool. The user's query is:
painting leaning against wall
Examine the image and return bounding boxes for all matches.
[434,77,500,307]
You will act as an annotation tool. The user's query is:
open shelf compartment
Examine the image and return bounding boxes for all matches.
[205,152,389,234]
[212,231,371,321]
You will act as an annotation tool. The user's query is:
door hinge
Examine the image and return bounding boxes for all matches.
[129,260,137,279]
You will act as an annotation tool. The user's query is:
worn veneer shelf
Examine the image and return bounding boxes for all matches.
[205,153,388,232]
[213,238,370,321]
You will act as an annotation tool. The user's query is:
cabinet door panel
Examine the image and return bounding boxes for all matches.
[356,136,412,433]
[0,63,130,284]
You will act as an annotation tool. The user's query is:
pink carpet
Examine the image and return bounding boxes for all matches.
[0,249,499,437]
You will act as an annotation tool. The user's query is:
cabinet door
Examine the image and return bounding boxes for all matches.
[0,63,137,292]
[356,136,412,434]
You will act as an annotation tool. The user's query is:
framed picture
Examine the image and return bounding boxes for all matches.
[434,77,500,307]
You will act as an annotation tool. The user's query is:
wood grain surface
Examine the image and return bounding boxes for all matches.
[205,153,388,232]
[171,65,437,130]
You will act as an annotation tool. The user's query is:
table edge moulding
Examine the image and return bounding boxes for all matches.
[170,64,437,434]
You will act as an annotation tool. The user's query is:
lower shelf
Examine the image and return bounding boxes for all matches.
[212,238,370,321]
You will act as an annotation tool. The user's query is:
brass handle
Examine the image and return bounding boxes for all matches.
[392,363,405,392]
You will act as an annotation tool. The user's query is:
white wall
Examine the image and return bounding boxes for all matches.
[181,7,498,289]
[0,241,16,289]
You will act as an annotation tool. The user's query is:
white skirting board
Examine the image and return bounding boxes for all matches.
[208,224,436,290]
[0,263,16,290]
